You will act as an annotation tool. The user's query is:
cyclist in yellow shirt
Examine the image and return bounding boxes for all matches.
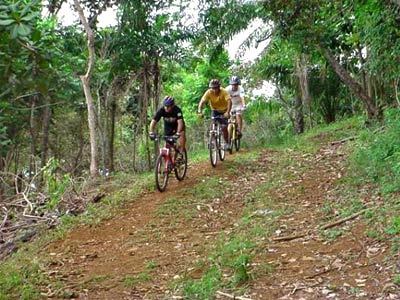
[198,79,232,150]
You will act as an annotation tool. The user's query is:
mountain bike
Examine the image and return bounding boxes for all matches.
[208,115,226,167]
[152,134,188,192]
[227,111,241,154]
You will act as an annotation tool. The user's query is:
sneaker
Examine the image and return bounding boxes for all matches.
[224,143,231,151]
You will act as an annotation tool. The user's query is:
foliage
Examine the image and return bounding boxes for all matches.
[43,158,72,210]
[350,109,400,193]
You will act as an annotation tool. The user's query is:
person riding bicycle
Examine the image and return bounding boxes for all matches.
[225,75,246,137]
[198,79,232,150]
[149,96,186,153]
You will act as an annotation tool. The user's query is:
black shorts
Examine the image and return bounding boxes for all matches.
[211,110,228,126]
[165,121,186,136]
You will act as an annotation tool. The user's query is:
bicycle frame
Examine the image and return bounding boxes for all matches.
[208,115,226,166]
[153,134,187,192]
[228,112,237,141]
[159,137,177,173]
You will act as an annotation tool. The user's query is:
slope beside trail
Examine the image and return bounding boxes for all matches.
[42,138,399,299]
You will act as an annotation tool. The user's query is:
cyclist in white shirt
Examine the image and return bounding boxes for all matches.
[225,76,246,137]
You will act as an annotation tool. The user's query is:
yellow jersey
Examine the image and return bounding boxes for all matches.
[201,88,231,112]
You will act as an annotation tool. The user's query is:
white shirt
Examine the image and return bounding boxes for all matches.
[225,85,245,108]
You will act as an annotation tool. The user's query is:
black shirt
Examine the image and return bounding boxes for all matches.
[153,105,184,135]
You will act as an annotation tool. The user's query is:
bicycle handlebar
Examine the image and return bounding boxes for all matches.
[151,134,179,143]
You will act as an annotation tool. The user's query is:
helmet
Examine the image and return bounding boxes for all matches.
[229,76,241,85]
[208,79,221,88]
[163,96,175,106]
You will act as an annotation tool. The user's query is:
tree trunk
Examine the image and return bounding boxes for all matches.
[40,96,52,169]
[152,57,160,159]
[143,63,152,171]
[0,156,4,202]
[74,0,98,178]
[297,54,312,127]
[294,96,304,134]
[108,99,116,172]
[395,79,400,107]
[29,95,38,178]
[357,44,367,92]
[321,47,382,120]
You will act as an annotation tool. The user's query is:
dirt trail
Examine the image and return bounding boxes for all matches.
[45,157,252,299]
[43,141,399,299]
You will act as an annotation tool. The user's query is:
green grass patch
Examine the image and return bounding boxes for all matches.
[394,274,400,286]
[183,266,222,299]
[122,271,152,288]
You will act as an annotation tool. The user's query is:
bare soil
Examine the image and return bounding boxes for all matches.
[43,141,400,299]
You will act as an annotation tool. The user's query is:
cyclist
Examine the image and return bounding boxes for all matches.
[149,96,186,152]
[225,75,246,137]
[198,79,232,150]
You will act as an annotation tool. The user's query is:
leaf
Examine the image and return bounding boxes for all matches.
[17,23,31,36]
[10,24,19,39]
[21,12,38,22]
[0,19,15,26]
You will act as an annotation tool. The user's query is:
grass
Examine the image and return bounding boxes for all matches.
[122,272,152,288]
[0,171,155,299]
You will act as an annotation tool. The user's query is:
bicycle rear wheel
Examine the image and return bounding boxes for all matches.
[209,134,218,167]
[218,133,225,161]
[235,136,241,151]
[155,155,169,192]
[174,150,187,180]
[215,124,225,161]
[227,124,233,154]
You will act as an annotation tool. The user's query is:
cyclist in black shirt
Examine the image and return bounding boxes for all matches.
[149,96,186,152]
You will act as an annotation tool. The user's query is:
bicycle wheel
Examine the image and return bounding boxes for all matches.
[174,149,187,180]
[235,134,241,151]
[218,135,225,161]
[209,134,218,167]
[217,124,225,161]
[227,124,233,154]
[155,155,169,192]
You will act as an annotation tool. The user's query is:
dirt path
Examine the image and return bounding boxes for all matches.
[247,143,398,299]
[43,141,399,299]
[44,156,252,299]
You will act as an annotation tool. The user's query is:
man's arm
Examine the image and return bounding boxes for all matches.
[177,119,184,133]
[149,119,157,133]
[240,87,246,106]
[198,91,209,113]
[198,98,207,113]
[227,97,232,114]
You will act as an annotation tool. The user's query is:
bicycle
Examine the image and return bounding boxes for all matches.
[227,111,241,154]
[151,134,188,192]
[208,115,227,167]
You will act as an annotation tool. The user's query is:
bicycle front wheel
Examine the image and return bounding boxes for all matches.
[209,134,218,167]
[155,155,169,192]
[174,150,187,181]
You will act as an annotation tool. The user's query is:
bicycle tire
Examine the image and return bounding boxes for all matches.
[235,136,241,151]
[227,124,233,154]
[155,155,169,192]
[209,134,218,167]
[174,149,188,180]
[217,124,225,161]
